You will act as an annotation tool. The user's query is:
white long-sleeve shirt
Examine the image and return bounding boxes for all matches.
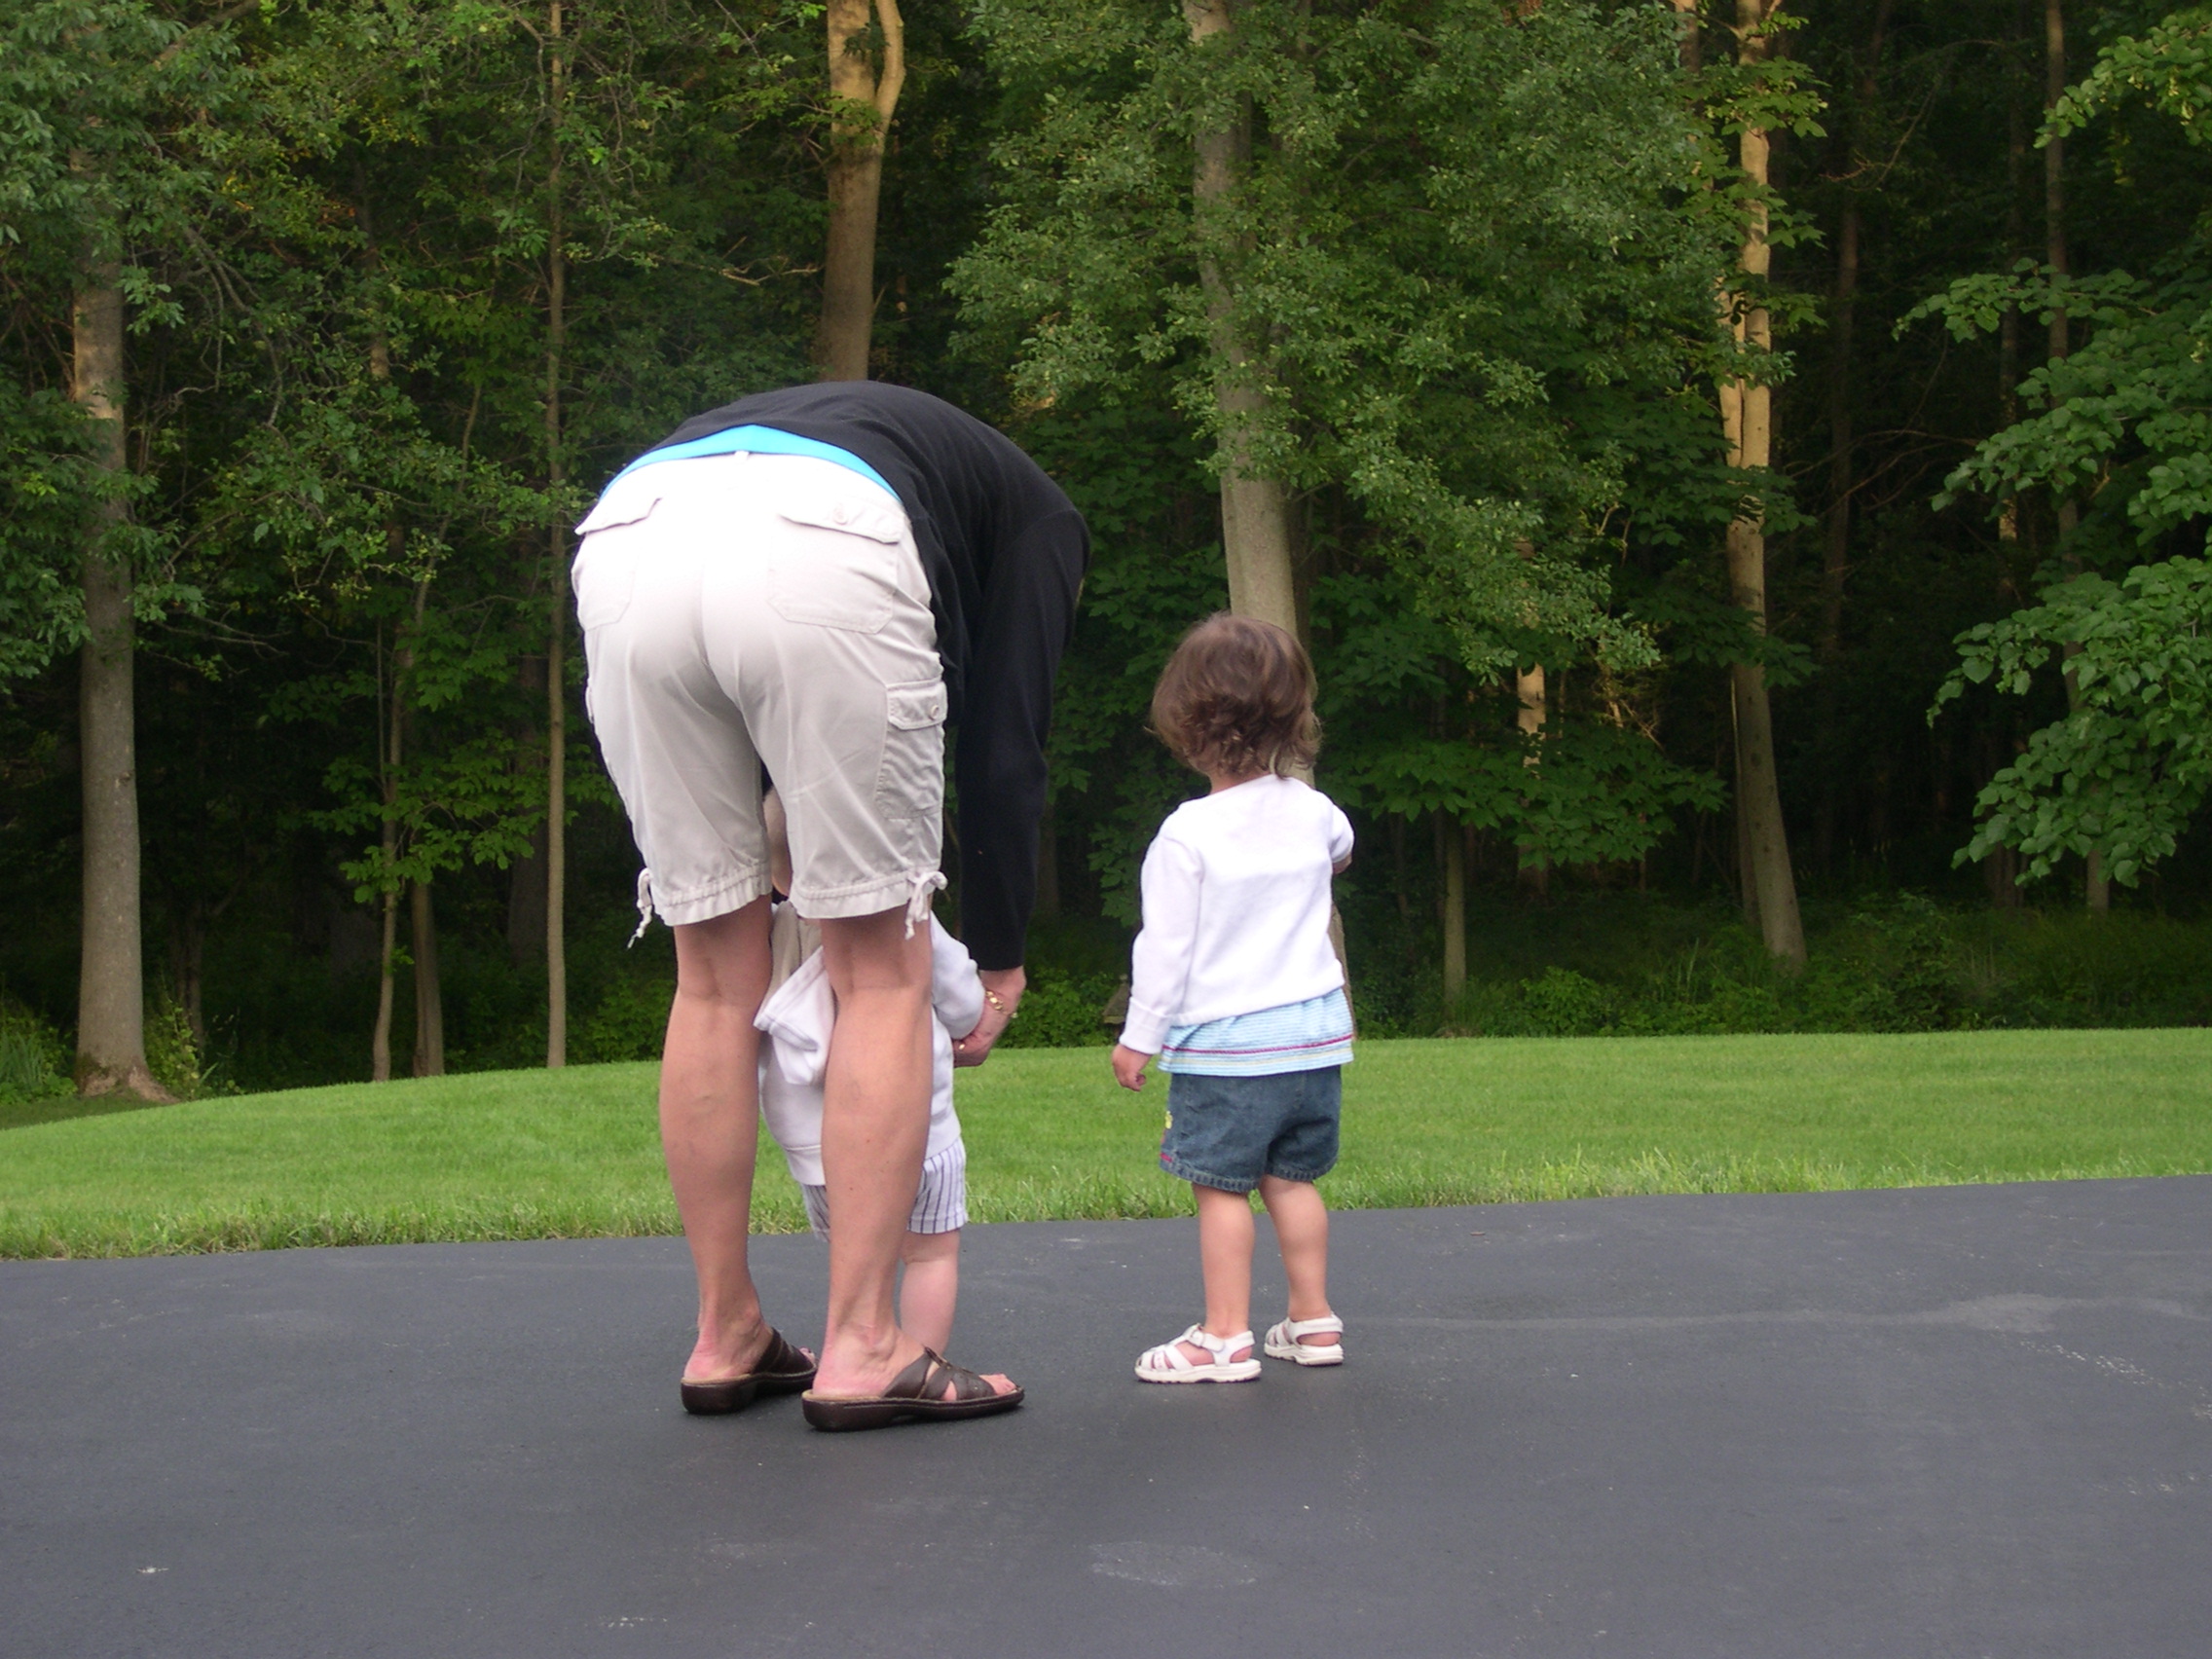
[755,907,982,1187]
[1122,774,1354,1055]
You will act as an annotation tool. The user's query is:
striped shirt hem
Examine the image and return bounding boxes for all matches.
[1158,988,1353,1077]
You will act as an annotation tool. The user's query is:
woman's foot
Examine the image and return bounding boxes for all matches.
[811,1332,1018,1404]
[682,1319,812,1386]
[680,1326,818,1415]
[1135,1324,1261,1383]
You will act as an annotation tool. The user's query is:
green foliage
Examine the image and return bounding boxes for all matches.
[1909,263,2212,554]
[571,969,674,1066]
[995,968,1120,1049]
[1418,894,2212,1039]
[1908,9,2212,891]
[2048,7,2212,144]
[144,988,225,1101]
[958,0,1734,676]
[0,993,70,1102]
[1935,558,2212,886]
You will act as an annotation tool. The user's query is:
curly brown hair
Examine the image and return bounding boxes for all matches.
[1149,612,1320,780]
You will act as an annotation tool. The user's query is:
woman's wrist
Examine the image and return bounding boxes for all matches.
[977,966,1026,1013]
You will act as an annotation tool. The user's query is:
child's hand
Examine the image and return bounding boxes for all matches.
[1111,1044,1152,1091]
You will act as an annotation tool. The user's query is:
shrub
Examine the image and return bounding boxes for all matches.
[998,970,1120,1049]
[0,995,70,1102]
[572,972,675,1064]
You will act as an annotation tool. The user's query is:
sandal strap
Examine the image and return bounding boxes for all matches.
[1190,1327,1254,1358]
[884,1346,998,1404]
[1140,1325,1252,1370]
[756,1328,814,1378]
[1278,1314,1344,1340]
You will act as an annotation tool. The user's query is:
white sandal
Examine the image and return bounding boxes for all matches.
[1263,1312,1345,1366]
[1134,1324,1261,1384]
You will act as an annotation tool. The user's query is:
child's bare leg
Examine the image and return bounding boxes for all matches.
[897,1228,960,1354]
[1184,1184,1256,1364]
[1259,1175,1337,1345]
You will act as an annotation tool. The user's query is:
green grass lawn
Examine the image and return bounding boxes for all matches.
[3,1029,2208,1258]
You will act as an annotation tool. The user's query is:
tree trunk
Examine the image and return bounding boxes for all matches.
[1720,0,1807,969]
[507,818,548,969]
[2040,0,2106,914]
[72,262,166,1102]
[371,880,398,1081]
[371,623,402,1083]
[1669,0,1700,71]
[1185,0,1299,640]
[1816,0,1890,879]
[1516,662,1549,896]
[816,0,904,381]
[1439,813,1466,1009]
[410,877,445,1077]
[166,894,207,1052]
[1731,688,1762,932]
[546,0,571,1066]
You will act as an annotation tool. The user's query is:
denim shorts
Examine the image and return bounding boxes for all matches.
[1160,1067,1342,1194]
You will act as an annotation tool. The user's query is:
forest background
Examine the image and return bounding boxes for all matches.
[3,0,2209,1105]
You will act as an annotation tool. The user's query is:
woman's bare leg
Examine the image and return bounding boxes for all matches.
[812,907,1014,1399]
[662,901,776,1381]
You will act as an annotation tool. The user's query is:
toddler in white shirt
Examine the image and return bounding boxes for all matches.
[1112,614,1352,1382]
[754,792,982,1353]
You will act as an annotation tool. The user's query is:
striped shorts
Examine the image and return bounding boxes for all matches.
[800,1140,968,1237]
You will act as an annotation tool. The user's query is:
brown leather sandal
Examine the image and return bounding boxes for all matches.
[680,1328,817,1416]
[800,1347,1025,1431]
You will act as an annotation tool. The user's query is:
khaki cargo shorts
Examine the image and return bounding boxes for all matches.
[572,451,945,934]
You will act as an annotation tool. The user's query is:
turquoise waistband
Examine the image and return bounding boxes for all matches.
[605,424,898,501]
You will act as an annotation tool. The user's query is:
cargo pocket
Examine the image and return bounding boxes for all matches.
[768,494,908,633]
[571,478,663,632]
[875,678,948,822]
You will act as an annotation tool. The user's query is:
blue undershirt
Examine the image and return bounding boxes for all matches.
[605,424,899,502]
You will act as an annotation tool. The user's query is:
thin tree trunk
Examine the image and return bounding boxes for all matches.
[371,886,398,1080]
[1390,814,1412,945]
[1516,662,1549,896]
[1732,684,1762,932]
[1669,0,1700,70]
[1998,9,2028,545]
[546,0,571,1066]
[410,878,445,1076]
[371,623,401,1082]
[1816,0,1890,879]
[166,895,207,1051]
[72,257,166,1101]
[816,0,904,381]
[1440,814,1466,1008]
[1721,0,1807,968]
[2040,0,2106,914]
[507,818,549,968]
[1185,0,1299,640]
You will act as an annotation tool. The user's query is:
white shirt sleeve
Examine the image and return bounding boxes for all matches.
[1327,802,1354,866]
[928,916,985,1041]
[1122,830,1203,1055]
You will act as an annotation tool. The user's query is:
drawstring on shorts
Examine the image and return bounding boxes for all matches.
[904,868,947,939]
[629,869,655,946]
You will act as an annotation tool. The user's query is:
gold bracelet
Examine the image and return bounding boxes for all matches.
[982,986,1014,1017]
